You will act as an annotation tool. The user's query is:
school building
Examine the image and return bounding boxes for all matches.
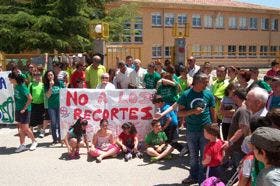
[106,0,280,68]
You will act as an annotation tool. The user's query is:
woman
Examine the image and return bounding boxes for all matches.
[43,70,65,144]
[8,72,37,152]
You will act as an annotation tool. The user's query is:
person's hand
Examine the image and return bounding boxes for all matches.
[222,141,230,150]
[67,147,71,153]
[132,147,137,153]
[50,80,54,87]
[193,107,204,115]
[20,109,25,114]
[122,145,127,152]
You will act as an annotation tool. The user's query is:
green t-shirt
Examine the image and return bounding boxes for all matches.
[14,84,31,111]
[45,81,65,109]
[144,72,161,89]
[85,65,106,89]
[145,131,167,146]
[177,88,215,132]
[157,83,178,104]
[30,82,44,104]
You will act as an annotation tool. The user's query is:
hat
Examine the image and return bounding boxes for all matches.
[251,127,280,152]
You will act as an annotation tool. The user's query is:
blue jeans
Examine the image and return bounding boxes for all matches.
[186,131,207,184]
[48,108,60,142]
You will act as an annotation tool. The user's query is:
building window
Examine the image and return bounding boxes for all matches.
[165,13,175,27]
[203,45,212,57]
[214,46,224,57]
[229,17,237,29]
[249,17,258,30]
[215,15,224,28]
[270,46,278,56]
[192,44,201,57]
[261,18,269,30]
[271,19,278,31]
[152,46,162,58]
[152,13,161,26]
[239,45,246,57]
[204,15,213,28]
[192,14,201,28]
[134,17,143,43]
[178,14,187,26]
[165,46,172,57]
[228,45,236,56]
[248,46,257,57]
[239,17,247,29]
[123,21,131,43]
[260,45,268,56]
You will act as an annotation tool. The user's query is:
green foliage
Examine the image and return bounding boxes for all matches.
[0,0,138,53]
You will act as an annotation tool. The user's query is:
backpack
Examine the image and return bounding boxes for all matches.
[201,176,225,186]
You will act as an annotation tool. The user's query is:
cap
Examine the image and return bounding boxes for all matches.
[251,127,280,152]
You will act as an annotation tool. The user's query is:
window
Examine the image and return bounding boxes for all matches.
[228,45,236,56]
[152,13,161,26]
[204,15,213,28]
[261,18,269,30]
[178,14,187,26]
[260,45,268,56]
[134,17,143,43]
[249,17,258,30]
[192,44,201,57]
[165,46,172,57]
[203,45,212,57]
[214,46,224,57]
[248,46,257,57]
[239,17,247,29]
[270,46,278,56]
[165,13,175,27]
[152,46,162,58]
[215,15,224,28]
[123,21,131,42]
[271,19,278,31]
[192,14,201,27]
[229,17,237,29]
[239,45,246,57]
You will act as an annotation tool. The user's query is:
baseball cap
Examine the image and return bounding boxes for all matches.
[251,127,280,152]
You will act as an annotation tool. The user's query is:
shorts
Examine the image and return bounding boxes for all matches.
[15,110,31,124]
[30,103,45,127]
[89,144,121,157]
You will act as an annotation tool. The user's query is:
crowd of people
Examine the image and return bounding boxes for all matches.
[5,53,280,186]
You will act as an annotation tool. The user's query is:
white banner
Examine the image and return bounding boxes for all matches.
[60,89,156,141]
[0,71,15,124]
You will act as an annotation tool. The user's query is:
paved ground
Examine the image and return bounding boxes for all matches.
[0,125,191,186]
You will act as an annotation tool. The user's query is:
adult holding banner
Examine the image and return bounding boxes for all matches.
[43,70,65,144]
[8,72,38,152]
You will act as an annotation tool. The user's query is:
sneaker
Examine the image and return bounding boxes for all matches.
[15,144,27,153]
[179,146,189,157]
[38,131,45,138]
[30,141,38,151]
[182,176,198,185]
[136,152,143,159]
[96,156,103,163]
[124,153,132,161]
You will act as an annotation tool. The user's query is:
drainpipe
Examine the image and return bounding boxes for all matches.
[162,7,165,62]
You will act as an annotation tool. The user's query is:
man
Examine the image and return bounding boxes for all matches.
[248,67,271,93]
[155,72,216,184]
[251,127,280,186]
[223,88,251,167]
[266,60,279,78]
[96,73,115,89]
[114,60,133,89]
[128,59,147,88]
[85,55,106,89]
[125,55,135,69]
[144,62,161,89]
[187,56,200,78]
[267,76,280,110]
[211,65,229,122]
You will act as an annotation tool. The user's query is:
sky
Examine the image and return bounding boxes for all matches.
[237,0,280,8]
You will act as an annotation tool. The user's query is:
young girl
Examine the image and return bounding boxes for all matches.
[117,122,142,161]
[202,123,224,179]
[8,72,37,152]
[64,118,89,159]
[89,119,120,162]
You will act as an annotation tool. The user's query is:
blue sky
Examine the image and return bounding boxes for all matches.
[237,0,280,8]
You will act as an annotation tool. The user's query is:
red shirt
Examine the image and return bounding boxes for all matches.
[266,69,278,77]
[119,132,136,148]
[203,139,224,167]
[70,70,86,88]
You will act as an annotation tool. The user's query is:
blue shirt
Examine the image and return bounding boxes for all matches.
[160,103,178,127]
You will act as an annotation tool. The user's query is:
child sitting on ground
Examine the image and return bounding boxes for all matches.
[116,122,143,161]
[145,119,174,162]
[64,118,89,159]
[89,119,120,162]
[202,123,225,179]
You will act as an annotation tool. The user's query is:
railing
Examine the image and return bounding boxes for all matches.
[191,51,280,59]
